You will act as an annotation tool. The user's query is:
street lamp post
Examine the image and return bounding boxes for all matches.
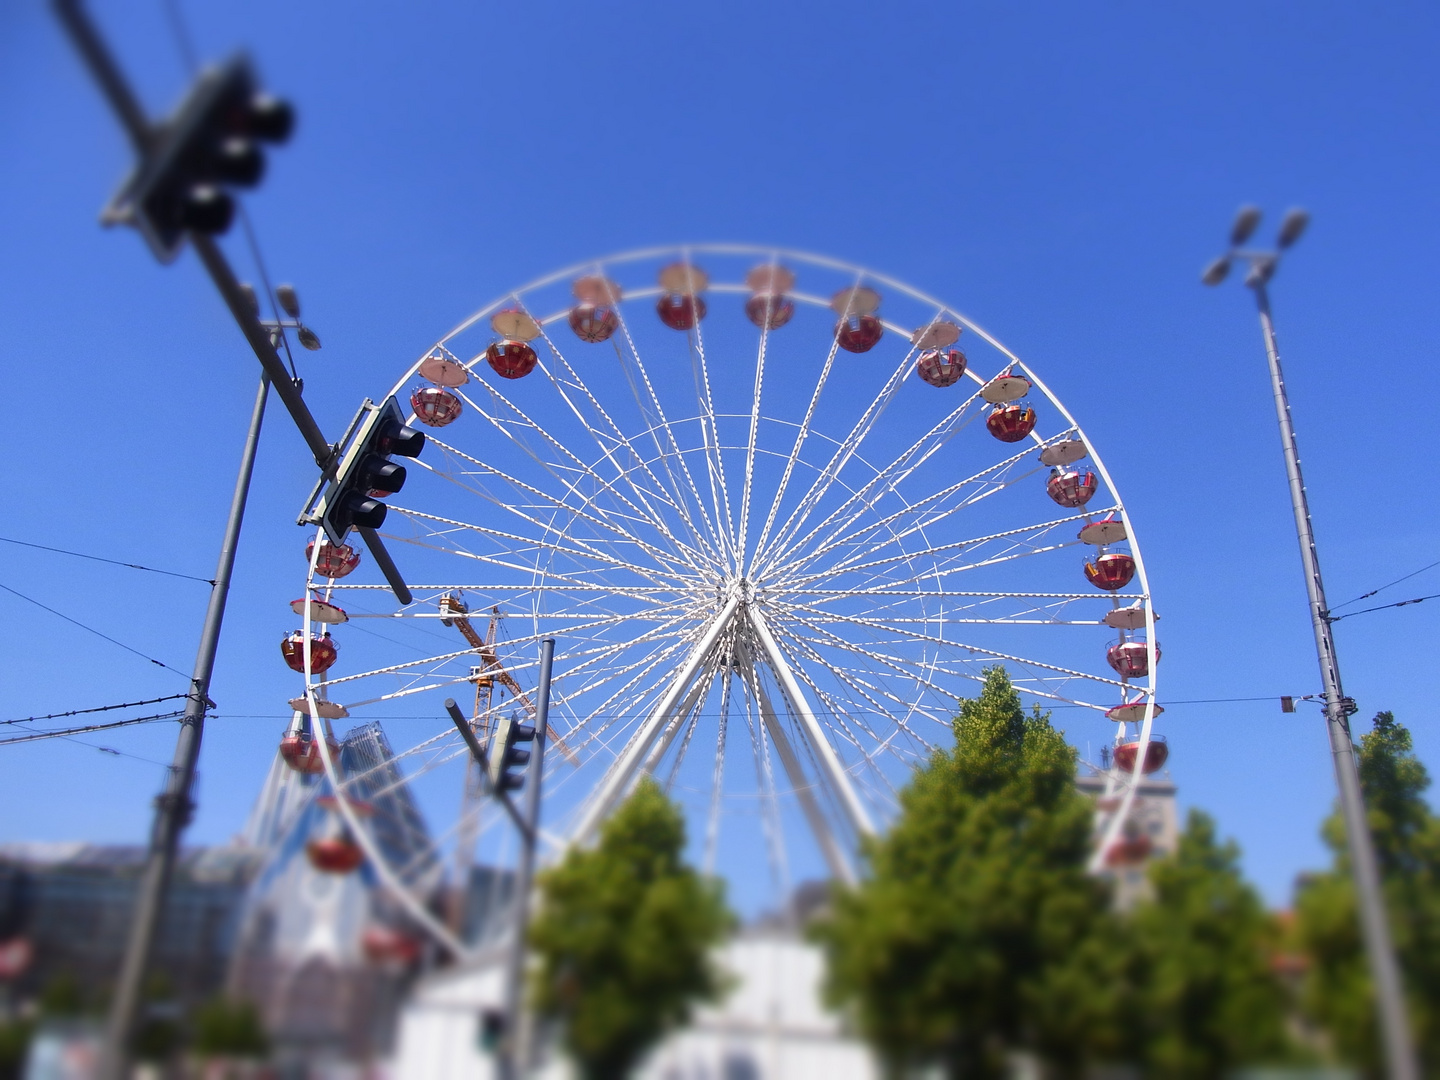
[1204,208,1419,1080]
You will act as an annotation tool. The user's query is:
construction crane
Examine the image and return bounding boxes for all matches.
[439,594,573,759]
[440,594,575,937]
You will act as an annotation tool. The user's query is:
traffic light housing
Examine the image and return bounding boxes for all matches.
[111,55,293,262]
[488,712,535,792]
[317,397,425,544]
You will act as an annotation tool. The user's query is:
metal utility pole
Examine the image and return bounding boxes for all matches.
[52,2,417,1073]
[503,638,554,1080]
[1204,208,1420,1080]
[98,373,269,1080]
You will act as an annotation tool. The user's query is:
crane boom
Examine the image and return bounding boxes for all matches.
[440,596,576,763]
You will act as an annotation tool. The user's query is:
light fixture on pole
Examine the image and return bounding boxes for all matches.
[1203,207,1418,1080]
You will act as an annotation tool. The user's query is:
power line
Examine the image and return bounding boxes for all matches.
[2,694,191,728]
[0,710,185,747]
[1331,558,1440,613]
[0,581,188,677]
[1330,593,1440,623]
[0,535,213,584]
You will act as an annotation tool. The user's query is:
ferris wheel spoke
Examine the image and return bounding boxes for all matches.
[571,593,742,843]
[609,303,730,560]
[388,507,704,593]
[736,674,790,899]
[452,382,716,578]
[702,662,735,876]
[418,437,715,582]
[782,508,1105,592]
[779,604,1125,706]
[735,299,773,567]
[534,323,727,567]
[774,530,1090,600]
[751,288,852,564]
[544,613,706,731]
[736,641,857,884]
[753,337,923,574]
[765,621,934,762]
[647,662,720,782]
[549,624,710,760]
[398,469,706,590]
[769,430,1060,583]
[774,648,945,777]
[760,385,993,580]
[380,528,697,598]
[684,308,740,571]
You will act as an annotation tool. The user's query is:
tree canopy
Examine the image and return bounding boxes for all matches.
[1118,809,1292,1077]
[529,776,734,1080]
[1296,711,1440,1074]
[811,665,1112,1077]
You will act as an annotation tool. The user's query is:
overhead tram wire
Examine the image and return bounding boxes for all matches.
[0,710,187,747]
[1329,557,1440,613]
[1330,593,1440,623]
[2,694,190,728]
[0,581,188,677]
[0,535,214,584]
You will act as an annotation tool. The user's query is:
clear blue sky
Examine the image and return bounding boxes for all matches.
[1,0,1436,907]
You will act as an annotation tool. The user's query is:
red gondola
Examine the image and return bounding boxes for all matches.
[1046,468,1097,508]
[1113,736,1169,775]
[279,729,339,775]
[486,340,538,380]
[745,293,794,330]
[986,403,1037,442]
[657,293,706,331]
[307,836,364,875]
[362,926,422,966]
[305,539,360,580]
[569,304,619,343]
[1104,834,1153,867]
[916,348,967,387]
[1107,640,1159,678]
[410,386,463,428]
[835,314,883,353]
[1084,552,1136,591]
[281,630,338,674]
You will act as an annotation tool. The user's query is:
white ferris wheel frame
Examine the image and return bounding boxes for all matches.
[292,244,1160,962]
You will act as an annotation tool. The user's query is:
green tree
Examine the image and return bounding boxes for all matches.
[1296,711,1440,1074]
[811,665,1115,1078]
[192,997,269,1059]
[1119,810,1293,1076]
[529,777,734,1080]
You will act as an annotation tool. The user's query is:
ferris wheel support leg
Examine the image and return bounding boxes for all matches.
[736,644,857,886]
[572,593,742,843]
[748,605,876,840]
[642,671,717,776]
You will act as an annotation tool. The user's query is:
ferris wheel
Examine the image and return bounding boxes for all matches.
[280,245,1162,957]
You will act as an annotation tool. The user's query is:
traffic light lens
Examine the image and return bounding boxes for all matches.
[343,492,387,530]
[248,95,295,143]
[364,459,407,497]
[379,421,425,458]
[212,137,264,187]
[179,185,235,234]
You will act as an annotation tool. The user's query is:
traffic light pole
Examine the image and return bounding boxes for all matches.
[1253,282,1419,1080]
[501,638,555,1080]
[98,372,270,1080]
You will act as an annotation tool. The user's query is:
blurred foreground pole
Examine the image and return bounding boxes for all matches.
[99,373,270,1080]
[1206,208,1418,1080]
[501,638,555,1080]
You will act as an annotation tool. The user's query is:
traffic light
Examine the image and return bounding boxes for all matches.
[488,712,535,792]
[113,56,293,262]
[317,397,425,544]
